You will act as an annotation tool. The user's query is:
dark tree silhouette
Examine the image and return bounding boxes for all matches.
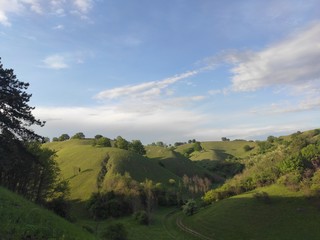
[0,58,44,140]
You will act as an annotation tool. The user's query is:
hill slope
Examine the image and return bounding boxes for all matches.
[45,140,182,200]
[182,184,320,240]
[0,187,95,240]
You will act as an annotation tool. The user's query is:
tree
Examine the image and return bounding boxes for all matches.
[129,140,146,155]
[115,136,129,150]
[58,134,70,141]
[71,132,85,139]
[0,58,44,141]
[95,134,103,139]
[182,199,197,216]
[243,144,252,152]
[221,137,230,142]
[96,137,111,147]
[193,142,202,151]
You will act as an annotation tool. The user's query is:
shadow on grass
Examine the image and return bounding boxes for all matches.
[184,194,320,240]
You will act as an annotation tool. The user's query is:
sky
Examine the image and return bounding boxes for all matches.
[1,0,320,144]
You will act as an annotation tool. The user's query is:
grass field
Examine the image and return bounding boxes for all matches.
[45,140,182,200]
[0,187,96,240]
[181,184,320,240]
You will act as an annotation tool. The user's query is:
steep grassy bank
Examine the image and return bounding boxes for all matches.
[0,187,96,239]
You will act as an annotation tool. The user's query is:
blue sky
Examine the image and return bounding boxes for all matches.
[1,0,320,143]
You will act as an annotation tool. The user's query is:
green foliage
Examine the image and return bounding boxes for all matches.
[253,191,271,204]
[72,132,85,139]
[278,155,304,174]
[182,199,197,216]
[133,210,149,225]
[86,191,131,220]
[129,140,146,155]
[94,137,112,147]
[95,134,103,139]
[243,144,252,152]
[182,147,194,157]
[256,140,274,153]
[115,136,129,150]
[0,58,44,141]
[277,171,302,191]
[102,223,128,240]
[193,142,202,151]
[59,133,70,141]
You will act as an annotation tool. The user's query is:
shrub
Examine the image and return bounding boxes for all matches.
[253,191,271,204]
[182,199,197,216]
[243,145,252,152]
[102,223,128,240]
[133,210,149,225]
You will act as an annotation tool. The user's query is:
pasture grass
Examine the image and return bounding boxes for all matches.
[0,187,96,240]
[182,184,320,240]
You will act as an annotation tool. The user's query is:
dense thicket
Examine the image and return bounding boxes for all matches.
[203,130,320,203]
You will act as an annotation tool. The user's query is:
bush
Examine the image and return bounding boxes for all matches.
[253,191,271,204]
[46,197,70,220]
[182,199,197,216]
[133,210,149,225]
[243,145,252,152]
[102,223,128,240]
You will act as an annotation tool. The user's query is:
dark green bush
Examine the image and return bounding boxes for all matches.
[102,223,128,240]
[133,210,149,225]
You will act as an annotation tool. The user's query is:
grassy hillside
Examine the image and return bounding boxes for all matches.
[175,140,257,161]
[0,187,96,240]
[45,140,180,200]
[146,146,213,178]
[182,184,320,240]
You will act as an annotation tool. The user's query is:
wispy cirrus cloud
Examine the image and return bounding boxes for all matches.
[0,0,94,26]
[95,70,199,100]
[231,22,320,92]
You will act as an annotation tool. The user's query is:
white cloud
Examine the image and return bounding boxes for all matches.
[231,22,320,92]
[53,24,64,30]
[0,0,43,26]
[43,54,68,69]
[32,105,207,143]
[95,70,199,100]
[73,0,93,13]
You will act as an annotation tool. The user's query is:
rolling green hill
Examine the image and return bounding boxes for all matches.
[0,187,96,240]
[44,140,182,200]
[146,146,213,178]
[180,184,320,240]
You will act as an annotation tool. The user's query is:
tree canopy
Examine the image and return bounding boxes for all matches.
[0,58,44,141]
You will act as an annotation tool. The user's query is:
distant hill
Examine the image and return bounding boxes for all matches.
[0,186,95,239]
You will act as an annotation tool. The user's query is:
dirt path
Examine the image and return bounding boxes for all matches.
[163,209,213,240]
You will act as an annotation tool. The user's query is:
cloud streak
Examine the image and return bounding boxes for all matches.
[231,22,320,92]
[95,70,199,100]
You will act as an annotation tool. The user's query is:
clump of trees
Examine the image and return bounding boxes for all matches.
[113,136,146,155]
[182,142,203,157]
